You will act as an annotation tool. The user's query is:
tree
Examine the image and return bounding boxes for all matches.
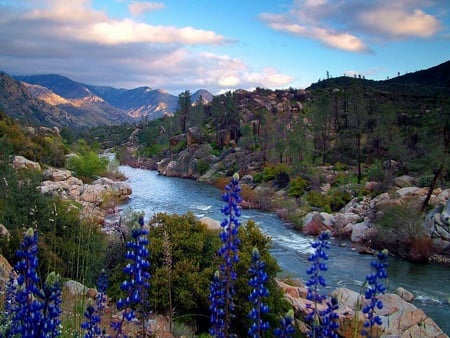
[419,99,450,210]
[178,90,192,133]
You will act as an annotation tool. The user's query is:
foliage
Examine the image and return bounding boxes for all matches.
[0,155,107,285]
[0,110,68,167]
[67,151,108,180]
[375,198,426,251]
[305,188,353,213]
[287,176,309,198]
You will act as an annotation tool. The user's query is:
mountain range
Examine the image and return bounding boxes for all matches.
[0,72,213,128]
[0,60,449,128]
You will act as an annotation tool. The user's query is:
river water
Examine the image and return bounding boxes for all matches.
[119,166,450,334]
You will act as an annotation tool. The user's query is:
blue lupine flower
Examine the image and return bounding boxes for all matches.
[305,230,339,338]
[247,247,270,338]
[9,228,62,337]
[208,271,226,338]
[111,221,151,337]
[1,270,16,335]
[10,228,45,337]
[41,272,62,338]
[274,309,296,338]
[209,173,242,337]
[361,249,389,337]
[81,270,108,337]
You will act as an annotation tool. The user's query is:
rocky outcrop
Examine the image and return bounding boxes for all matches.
[299,186,450,261]
[157,143,217,179]
[13,155,41,170]
[40,168,132,205]
[277,280,448,338]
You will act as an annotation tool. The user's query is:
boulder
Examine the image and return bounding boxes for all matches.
[396,286,415,302]
[63,280,89,296]
[396,187,420,198]
[80,184,111,204]
[43,168,72,181]
[187,126,204,145]
[302,212,333,235]
[0,254,12,283]
[199,217,221,231]
[12,155,41,170]
[394,175,415,187]
[350,221,372,243]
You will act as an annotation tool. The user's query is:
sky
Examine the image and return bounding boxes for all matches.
[0,0,449,95]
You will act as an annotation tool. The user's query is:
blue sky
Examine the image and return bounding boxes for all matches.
[0,0,449,94]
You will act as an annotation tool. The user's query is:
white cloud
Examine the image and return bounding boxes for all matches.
[360,7,441,37]
[0,1,294,94]
[260,0,444,52]
[89,20,224,45]
[129,1,165,16]
[260,13,368,52]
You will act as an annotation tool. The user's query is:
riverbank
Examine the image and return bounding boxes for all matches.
[126,157,450,266]
[119,165,450,335]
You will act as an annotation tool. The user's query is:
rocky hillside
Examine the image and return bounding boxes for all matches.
[0,72,82,127]
[6,73,213,125]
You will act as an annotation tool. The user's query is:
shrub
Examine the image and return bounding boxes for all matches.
[197,159,210,175]
[366,160,384,182]
[287,176,309,198]
[67,151,108,180]
[306,190,330,212]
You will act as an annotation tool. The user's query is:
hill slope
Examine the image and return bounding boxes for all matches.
[0,72,82,127]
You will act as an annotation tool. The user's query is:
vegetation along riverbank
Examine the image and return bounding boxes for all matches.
[0,61,449,336]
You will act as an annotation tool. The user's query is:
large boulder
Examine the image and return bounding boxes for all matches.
[277,280,447,338]
[43,168,72,181]
[302,212,333,235]
[13,155,41,170]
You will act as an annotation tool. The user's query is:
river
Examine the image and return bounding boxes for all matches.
[119,165,450,334]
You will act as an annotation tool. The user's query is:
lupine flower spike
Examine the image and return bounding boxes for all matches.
[111,216,151,337]
[209,270,225,337]
[209,173,242,337]
[10,228,44,337]
[361,249,389,338]
[81,269,108,337]
[10,228,62,337]
[0,270,17,335]
[274,309,296,338]
[248,247,270,338]
[41,271,62,337]
[305,230,339,338]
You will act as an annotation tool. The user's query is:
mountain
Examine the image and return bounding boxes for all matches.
[307,60,450,96]
[192,89,214,105]
[0,72,82,127]
[13,74,132,126]
[12,74,214,122]
[86,85,178,120]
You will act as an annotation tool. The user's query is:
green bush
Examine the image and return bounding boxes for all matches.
[306,190,330,212]
[143,143,165,157]
[67,151,108,180]
[197,159,210,175]
[288,176,309,198]
[305,188,352,213]
[108,212,289,336]
[366,160,384,182]
[326,188,352,212]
